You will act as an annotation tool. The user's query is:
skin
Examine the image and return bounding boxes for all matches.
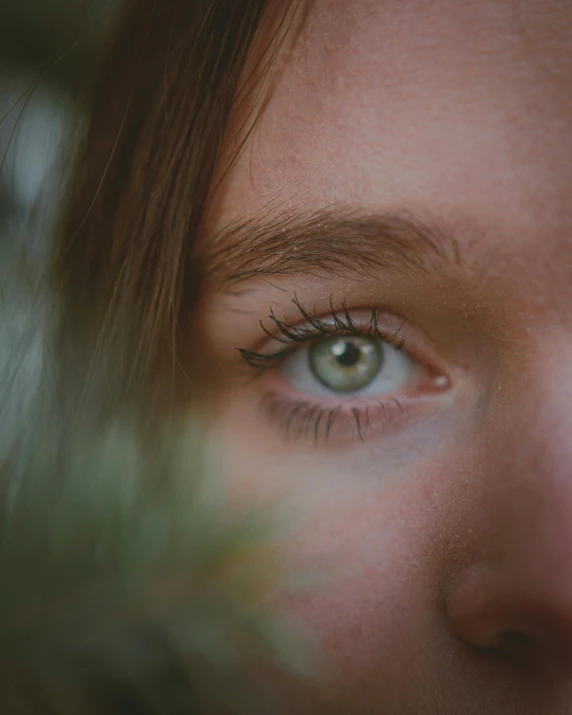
[199,0,572,712]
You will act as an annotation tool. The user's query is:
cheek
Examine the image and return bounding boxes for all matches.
[276,478,438,676]
[217,413,456,681]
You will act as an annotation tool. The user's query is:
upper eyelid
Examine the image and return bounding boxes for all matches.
[236,304,410,370]
[261,295,400,344]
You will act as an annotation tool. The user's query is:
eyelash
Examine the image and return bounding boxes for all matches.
[235,297,420,445]
[258,391,405,444]
[237,296,407,369]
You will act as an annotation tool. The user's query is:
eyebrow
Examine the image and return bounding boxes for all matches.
[203,206,462,289]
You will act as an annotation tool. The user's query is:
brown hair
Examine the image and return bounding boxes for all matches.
[56,0,304,420]
[0,7,313,712]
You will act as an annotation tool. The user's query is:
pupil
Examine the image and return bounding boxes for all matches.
[334,341,361,367]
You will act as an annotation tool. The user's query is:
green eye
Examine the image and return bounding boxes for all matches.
[308,336,383,393]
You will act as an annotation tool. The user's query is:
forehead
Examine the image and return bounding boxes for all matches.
[214,0,572,291]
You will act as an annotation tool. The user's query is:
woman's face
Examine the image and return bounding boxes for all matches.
[200,0,572,711]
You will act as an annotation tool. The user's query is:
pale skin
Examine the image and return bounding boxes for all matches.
[198,0,572,712]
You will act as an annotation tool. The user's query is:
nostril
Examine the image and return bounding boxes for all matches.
[464,628,537,665]
[446,577,544,662]
[492,630,534,657]
[500,629,534,650]
[446,563,572,673]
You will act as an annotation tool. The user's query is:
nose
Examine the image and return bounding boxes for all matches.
[447,558,572,669]
[445,373,572,672]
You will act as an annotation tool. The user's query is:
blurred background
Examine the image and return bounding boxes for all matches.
[0,1,122,454]
[0,0,119,247]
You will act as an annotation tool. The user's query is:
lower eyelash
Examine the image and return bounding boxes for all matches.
[260,392,403,445]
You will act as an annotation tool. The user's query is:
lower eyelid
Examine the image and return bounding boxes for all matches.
[250,345,452,445]
[258,390,413,445]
